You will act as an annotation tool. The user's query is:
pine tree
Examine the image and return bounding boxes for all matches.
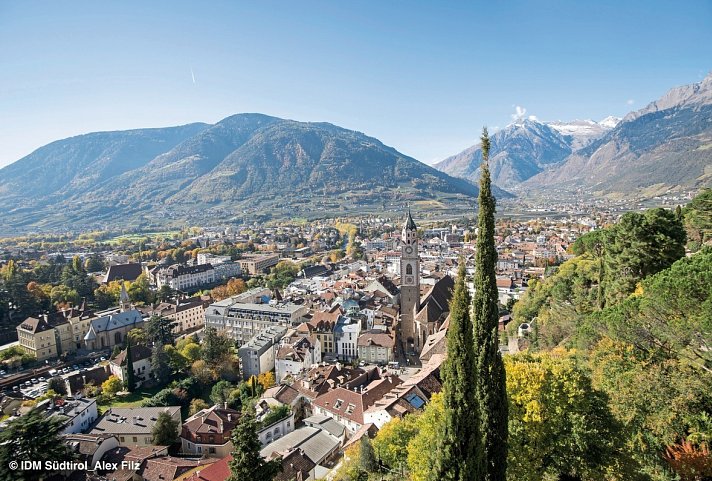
[433,262,482,481]
[125,337,136,392]
[473,127,508,481]
[228,405,281,481]
[0,409,75,481]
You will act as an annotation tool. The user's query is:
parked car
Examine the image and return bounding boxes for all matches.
[72,365,79,371]
[12,386,19,392]
[31,378,38,384]
[38,377,46,382]
[100,357,106,362]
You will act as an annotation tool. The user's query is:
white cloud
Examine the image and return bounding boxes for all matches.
[528,115,538,121]
[626,99,634,105]
[511,105,527,121]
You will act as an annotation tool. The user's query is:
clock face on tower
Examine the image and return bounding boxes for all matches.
[405,276,414,284]
[404,245,413,254]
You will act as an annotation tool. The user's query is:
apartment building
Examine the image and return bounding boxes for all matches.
[205,296,307,346]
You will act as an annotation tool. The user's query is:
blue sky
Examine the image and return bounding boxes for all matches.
[1,1,711,167]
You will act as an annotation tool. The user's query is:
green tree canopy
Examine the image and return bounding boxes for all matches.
[505,352,637,481]
[0,409,75,481]
[227,405,281,481]
[152,411,179,446]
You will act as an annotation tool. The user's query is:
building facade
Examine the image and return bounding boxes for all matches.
[238,326,287,380]
[205,297,307,346]
[153,263,216,291]
[238,254,279,275]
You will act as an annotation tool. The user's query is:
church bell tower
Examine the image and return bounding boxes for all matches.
[400,209,420,354]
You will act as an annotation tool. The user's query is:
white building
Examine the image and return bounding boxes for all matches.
[206,297,307,346]
[213,261,243,281]
[238,326,287,380]
[197,253,232,265]
[155,264,216,291]
[43,396,98,434]
[109,345,153,388]
[334,317,361,361]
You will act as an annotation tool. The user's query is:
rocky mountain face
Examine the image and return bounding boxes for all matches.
[0,114,504,231]
[525,73,712,195]
[437,73,712,197]
[435,118,617,189]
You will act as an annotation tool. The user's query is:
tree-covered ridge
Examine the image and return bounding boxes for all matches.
[0,114,513,230]
[510,190,712,480]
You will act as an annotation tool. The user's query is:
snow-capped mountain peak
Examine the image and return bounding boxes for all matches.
[598,116,622,129]
[545,118,617,149]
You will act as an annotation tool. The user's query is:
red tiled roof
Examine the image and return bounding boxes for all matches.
[182,455,231,481]
[312,375,402,424]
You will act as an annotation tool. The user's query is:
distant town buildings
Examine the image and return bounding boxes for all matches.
[153,264,216,291]
[238,253,280,275]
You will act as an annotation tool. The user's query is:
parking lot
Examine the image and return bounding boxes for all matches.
[6,357,106,399]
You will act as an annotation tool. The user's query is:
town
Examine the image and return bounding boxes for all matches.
[0,202,613,481]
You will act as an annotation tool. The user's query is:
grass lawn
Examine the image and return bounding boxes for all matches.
[97,384,165,414]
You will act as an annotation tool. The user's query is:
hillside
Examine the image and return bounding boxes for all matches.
[0,114,506,232]
[0,123,210,210]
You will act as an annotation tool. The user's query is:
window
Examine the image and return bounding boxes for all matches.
[334,399,344,409]
[133,437,138,443]
[209,447,216,454]
[406,264,413,275]
[346,403,356,414]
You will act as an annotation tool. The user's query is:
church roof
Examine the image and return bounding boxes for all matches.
[404,210,417,231]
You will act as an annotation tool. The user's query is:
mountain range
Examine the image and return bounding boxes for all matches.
[2,73,710,232]
[0,114,504,232]
[436,73,712,196]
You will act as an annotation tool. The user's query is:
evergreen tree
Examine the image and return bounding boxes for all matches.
[125,337,136,392]
[146,314,176,346]
[0,409,75,481]
[151,344,171,385]
[472,127,508,481]
[151,411,179,446]
[228,405,281,481]
[201,327,234,365]
[433,262,482,481]
[47,376,67,396]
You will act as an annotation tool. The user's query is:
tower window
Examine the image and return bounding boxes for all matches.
[406,264,413,275]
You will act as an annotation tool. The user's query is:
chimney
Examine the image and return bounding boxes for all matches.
[228,414,232,422]
[223,402,228,410]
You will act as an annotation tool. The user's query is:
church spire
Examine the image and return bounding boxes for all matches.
[119,283,131,311]
[404,208,417,231]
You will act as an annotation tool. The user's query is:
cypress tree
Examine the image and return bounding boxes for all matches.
[125,337,136,392]
[433,261,482,481]
[473,127,508,481]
